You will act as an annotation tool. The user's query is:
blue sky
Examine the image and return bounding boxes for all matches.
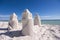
[0,0,60,20]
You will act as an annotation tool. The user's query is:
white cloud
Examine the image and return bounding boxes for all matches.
[0,15,10,20]
[41,16,51,18]
[0,15,10,17]
[0,15,60,20]
[41,16,60,20]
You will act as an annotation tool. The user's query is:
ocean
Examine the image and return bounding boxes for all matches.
[0,20,60,25]
[42,20,60,25]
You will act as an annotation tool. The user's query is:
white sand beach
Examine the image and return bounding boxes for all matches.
[0,22,60,40]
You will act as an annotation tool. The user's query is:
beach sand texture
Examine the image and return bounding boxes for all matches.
[0,22,60,40]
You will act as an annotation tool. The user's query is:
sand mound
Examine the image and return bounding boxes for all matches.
[39,25,60,40]
[0,24,60,40]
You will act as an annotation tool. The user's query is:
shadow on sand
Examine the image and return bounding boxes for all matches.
[0,28,24,38]
[0,28,8,30]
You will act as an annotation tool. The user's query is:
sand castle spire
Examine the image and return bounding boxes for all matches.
[24,9,31,14]
[22,9,32,19]
[8,12,19,30]
[10,12,17,20]
[34,13,41,27]
[13,12,17,17]
[22,9,34,35]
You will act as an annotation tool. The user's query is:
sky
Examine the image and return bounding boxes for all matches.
[0,0,60,20]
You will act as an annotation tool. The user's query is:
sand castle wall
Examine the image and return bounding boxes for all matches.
[34,14,41,27]
[22,9,34,36]
[7,9,41,38]
[8,13,19,30]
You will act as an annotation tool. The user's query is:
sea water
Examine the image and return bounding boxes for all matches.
[0,20,60,25]
[42,20,60,25]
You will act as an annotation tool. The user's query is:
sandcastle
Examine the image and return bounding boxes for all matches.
[8,9,41,36]
[34,14,41,27]
[0,9,42,40]
[8,13,19,30]
[22,9,41,36]
[22,9,34,36]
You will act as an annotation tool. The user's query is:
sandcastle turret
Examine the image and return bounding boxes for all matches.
[34,13,41,27]
[22,9,34,35]
[8,13,19,30]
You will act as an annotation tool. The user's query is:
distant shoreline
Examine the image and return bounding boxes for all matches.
[0,19,60,21]
[0,20,60,25]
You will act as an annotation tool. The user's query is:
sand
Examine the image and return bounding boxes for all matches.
[0,22,60,40]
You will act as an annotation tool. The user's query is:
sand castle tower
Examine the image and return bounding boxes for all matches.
[8,13,19,30]
[34,14,41,27]
[22,9,34,35]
